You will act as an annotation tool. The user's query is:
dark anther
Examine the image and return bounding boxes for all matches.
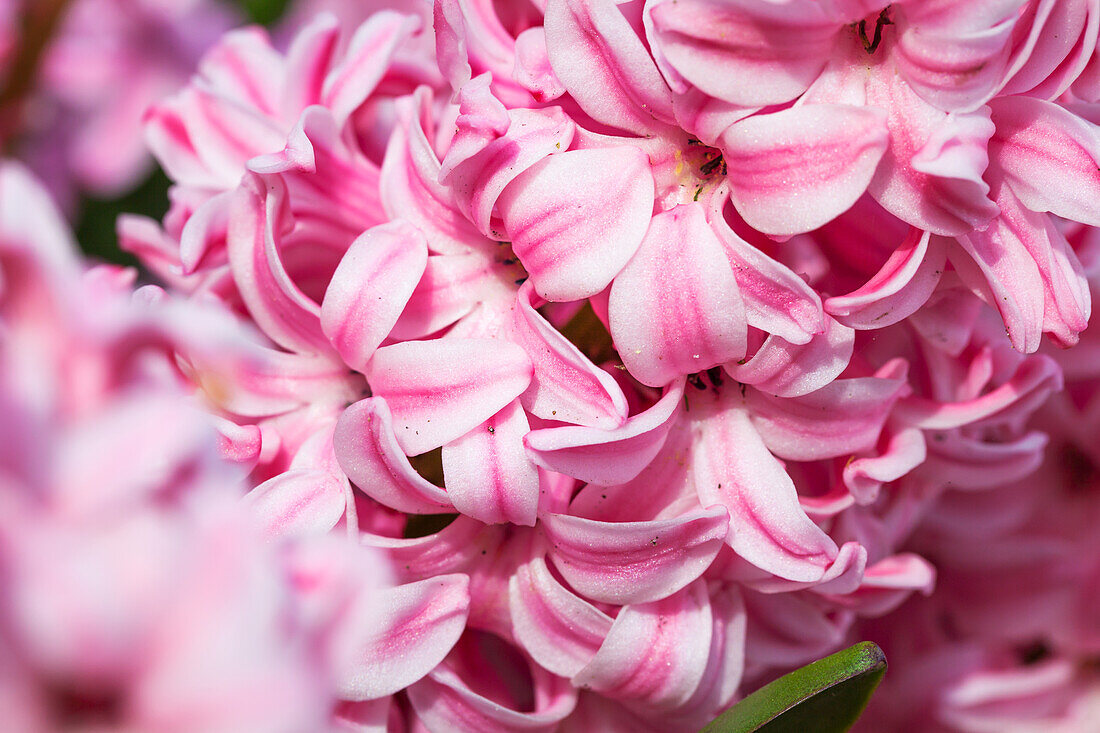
[858,8,893,54]
[699,154,725,177]
[706,366,724,388]
[687,373,708,391]
[514,276,528,285]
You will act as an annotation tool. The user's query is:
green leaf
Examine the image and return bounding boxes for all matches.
[701,641,886,733]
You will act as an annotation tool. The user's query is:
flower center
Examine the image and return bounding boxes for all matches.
[661,139,727,208]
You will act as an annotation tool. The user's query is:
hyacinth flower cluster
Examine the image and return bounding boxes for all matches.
[1,0,1100,730]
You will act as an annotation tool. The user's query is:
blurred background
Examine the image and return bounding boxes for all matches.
[1,0,294,266]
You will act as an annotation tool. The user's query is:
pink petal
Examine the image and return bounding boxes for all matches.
[213,418,262,465]
[362,517,502,583]
[365,338,533,455]
[671,585,746,727]
[990,96,1100,226]
[843,425,927,504]
[380,91,493,256]
[543,0,676,135]
[737,541,867,595]
[1002,0,1099,100]
[439,74,512,181]
[692,397,838,582]
[724,315,854,399]
[892,0,1022,112]
[609,203,747,387]
[441,399,539,526]
[741,590,852,669]
[824,553,936,616]
[525,379,685,486]
[196,26,282,117]
[721,104,889,236]
[330,574,470,700]
[226,173,332,356]
[446,106,577,239]
[498,147,655,301]
[865,66,999,236]
[541,508,730,605]
[825,229,946,329]
[509,553,614,678]
[921,430,1048,490]
[333,398,453,514]
[246,469,347,538]
[434,0,521,102]
[572,581,712,710]
[513,283,628,428]
[895,354,1063,430]
[407,643,577,732]
[390,252,507,340]
[322,11,420,125]
[746,360,909,461]
[320,221,429,372]
[955,183,1090,351]
[646,0,840,107]
[278,12,339,119]
[708,197,826,344]
[514,27,566,102]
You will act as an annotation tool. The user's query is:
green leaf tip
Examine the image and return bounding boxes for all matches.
[700,641,887,733]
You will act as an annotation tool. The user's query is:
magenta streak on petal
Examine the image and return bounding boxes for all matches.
[441,399,539,526]
[525,379,685,486]
[513,282,629,429]
[541,507,729,605]
[365,338,533,455]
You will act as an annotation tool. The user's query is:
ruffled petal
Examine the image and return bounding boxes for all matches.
[543,0,676,135]
[646,0,841,107]
[333,398,453,514]
[321,11,421,125]
[724,315,854,398]
[509,553,614,678]
[513,283,628,428]
[990,96,1100,227]
[407,640,577,732]
[746,360,909,461]
[895,354,1063,430]
[826,229,946,329]
[892,0,1023,112]
[246,468,347,538]
[708,198,826,344]
[541,508,730,605]
[380,91,493,256]
[525,379,685,486]
[572,581,712,711]
[865,65,999,235]
[843,425,927,504]
[514,27,566,102]
[226,173,333,356]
